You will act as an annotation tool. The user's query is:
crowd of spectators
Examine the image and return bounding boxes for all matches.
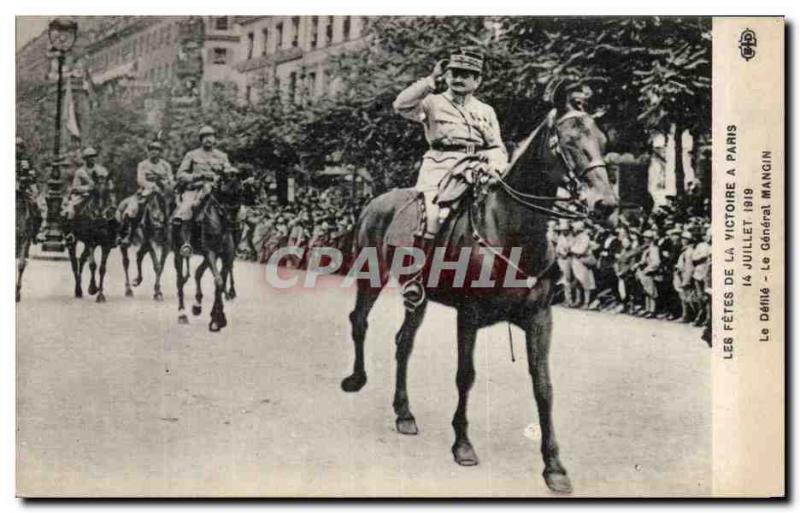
[548,187,711,336]
[239,185,370,269]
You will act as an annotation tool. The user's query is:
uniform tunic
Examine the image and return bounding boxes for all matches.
[63,164,114,218]
[172,147,232,221]
[123,158,175,218]
[392,76,507,194]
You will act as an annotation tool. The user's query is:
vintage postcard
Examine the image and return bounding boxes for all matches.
[14,15,784,497]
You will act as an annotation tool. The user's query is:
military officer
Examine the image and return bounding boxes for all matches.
[392,47,508,308]
[16,138,46,238]
[118,141,174,246]
[62,147,114,242]
[172,125,233,256]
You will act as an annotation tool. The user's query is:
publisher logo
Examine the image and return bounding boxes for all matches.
[739,28,757,61]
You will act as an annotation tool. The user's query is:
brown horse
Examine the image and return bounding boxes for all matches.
[173,185,235,331]
[340,108,617,494]
[15,188,42,302]
[66,187,119,303]
[119,192,171,301]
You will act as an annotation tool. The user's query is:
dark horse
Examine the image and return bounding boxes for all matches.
[15,188,41,302]
[191,173,257,316]
[119,192,171,301]
[173,183,236,331]
[66,186,119,303]
[340,108,617,494]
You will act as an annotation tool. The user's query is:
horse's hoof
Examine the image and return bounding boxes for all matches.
[396,416,419,435]
[125,288,134,298]
[88,283,98,295]
[544,472,573,494]
[227,290,236,301]
[132,277,142,287]
[452,441,479,466]
[153,292,163,302]
[75,289,83,298]
[191,304,202,316]
[96,293,106,303]
[209,320,221,332]
[16,291,21,303]
[341,373,367,392]
[178,314,189,325]
[217,314,228,328]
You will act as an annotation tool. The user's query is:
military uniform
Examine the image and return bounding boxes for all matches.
[62,162,113,219]
[394,77,507,198]
[171,147,231,221]
[122,157,174,219]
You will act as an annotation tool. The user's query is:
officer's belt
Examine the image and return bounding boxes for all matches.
[429,142,492,154]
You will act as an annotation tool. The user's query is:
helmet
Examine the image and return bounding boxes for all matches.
[198,125,216,138]
[82,147,98,158]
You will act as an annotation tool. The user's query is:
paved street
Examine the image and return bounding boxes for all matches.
[17,250,711,497]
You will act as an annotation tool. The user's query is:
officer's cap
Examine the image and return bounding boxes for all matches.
[681,231,693,240]
[447,47,483,74]
[199,125,216,138]
[642,230,656,239]
[148,141,163,150]
[82,147,98,158]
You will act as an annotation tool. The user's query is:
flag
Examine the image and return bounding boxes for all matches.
[64,78,81,139]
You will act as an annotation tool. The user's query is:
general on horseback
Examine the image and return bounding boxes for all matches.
[392,48,507,309]
[341,47,618,494]
[16,137,46,302]
[61,147,119,302]
[117,140,174,300]
[171,125,236,331]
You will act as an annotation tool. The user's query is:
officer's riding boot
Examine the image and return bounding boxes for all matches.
[63,217,75,245]
[401,235,436,312]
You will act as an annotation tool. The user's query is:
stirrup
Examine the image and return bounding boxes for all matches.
[402,278,426,312]
[179,242,192,257]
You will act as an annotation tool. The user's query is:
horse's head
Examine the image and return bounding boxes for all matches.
[549,109,618,226]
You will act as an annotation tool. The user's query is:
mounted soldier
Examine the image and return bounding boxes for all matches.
[62,147,115,244]
[392,47,508,308]
[16,137,45,235]
[171,125,233,256]
[118,141,174,247]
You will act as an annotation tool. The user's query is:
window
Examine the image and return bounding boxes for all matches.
[261,28,269,55]
[275,23,283,50]
[310,17,318,48]
[343,16,351,41]
[291,17,300,48]
[215,17,229,30]
[165,26,172,44]
[324,17,332,46]
[247,32,254,59]
[308,71,317,98]
[212,47,228,64]
[289,71,297,100]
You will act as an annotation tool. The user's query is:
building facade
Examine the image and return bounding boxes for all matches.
[234,16,369,104]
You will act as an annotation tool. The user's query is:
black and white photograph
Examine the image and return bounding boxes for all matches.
[13,14,783,498]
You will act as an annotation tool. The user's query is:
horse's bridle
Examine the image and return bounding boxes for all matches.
[492,109,607,220]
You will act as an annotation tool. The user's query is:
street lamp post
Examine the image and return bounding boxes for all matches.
[40,18,78,253]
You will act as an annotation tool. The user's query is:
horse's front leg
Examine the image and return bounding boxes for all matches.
[148,243,164,301]
[95,244,111,303]
[87,245,98,295]
[16,239,31,302]
[192,259,208,316]
[225,265,236,300]
[206,251,226,332]
[175,253,189,324]
[525,306,571,493]
[121,245,134,297]
[68,242,82,298]
[133,243,147,287]
[451,308,479,466]
[341,277,386,393]
[393,302,427,435]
